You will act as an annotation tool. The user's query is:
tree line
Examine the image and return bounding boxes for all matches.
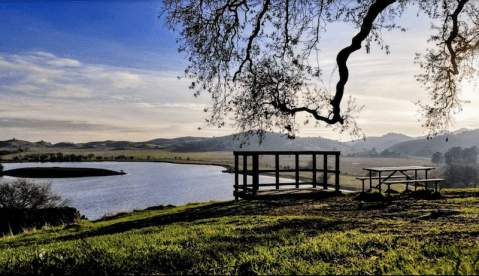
[431,146,479,188]
[10,153,135,162]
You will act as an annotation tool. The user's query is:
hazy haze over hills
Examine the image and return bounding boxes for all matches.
[1,129,479,158]
[345,133,413,151]
[387,129,479,157]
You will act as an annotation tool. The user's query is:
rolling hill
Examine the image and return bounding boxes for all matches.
[2,129,479,158]
[387,129,479,157]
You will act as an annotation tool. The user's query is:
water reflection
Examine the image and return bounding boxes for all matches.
[0,162,292,220]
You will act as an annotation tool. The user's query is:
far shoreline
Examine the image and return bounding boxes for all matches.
[0,159,236,174]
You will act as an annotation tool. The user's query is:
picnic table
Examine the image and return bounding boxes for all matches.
[358,166,444,195]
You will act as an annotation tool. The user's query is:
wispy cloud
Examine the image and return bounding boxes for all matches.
[0,51,211,142]
[0,117,128,131]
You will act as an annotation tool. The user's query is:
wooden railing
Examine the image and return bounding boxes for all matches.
[233,151,340,200]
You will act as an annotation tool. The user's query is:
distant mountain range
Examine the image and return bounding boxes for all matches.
[1,128,478,158]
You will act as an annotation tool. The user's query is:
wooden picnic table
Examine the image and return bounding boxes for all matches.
[361,166,442,195]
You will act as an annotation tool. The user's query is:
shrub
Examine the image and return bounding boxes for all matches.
[0,179,79,235]
[0,178,70,209]
[0,163,3,173]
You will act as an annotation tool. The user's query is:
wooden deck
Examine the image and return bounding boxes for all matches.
[234,187,343,200]
[234,151,341,200]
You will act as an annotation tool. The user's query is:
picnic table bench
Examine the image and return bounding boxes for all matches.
[361,166,444,195]
[356,175,411,192]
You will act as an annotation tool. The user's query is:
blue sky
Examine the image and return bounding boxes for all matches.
[1,1,478,143]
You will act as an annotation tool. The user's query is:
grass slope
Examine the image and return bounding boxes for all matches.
[1,189,479,275]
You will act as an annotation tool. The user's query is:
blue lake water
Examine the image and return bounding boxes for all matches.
[0,162,292,220]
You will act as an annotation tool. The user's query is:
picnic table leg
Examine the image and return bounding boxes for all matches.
[361,179,365,192]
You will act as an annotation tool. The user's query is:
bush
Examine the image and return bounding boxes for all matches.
[0,179,79,235]
[0,163,3,173]
[0,178,70,209]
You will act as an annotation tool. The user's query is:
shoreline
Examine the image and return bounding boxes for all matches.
[0,159,328,183]
[0,159,234,171]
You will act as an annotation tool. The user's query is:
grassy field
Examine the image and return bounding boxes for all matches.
[1,189,478,275]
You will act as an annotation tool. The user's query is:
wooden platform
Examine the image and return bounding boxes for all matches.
[234,187,343,200]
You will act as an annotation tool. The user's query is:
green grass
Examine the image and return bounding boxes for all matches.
[1,190,479,275]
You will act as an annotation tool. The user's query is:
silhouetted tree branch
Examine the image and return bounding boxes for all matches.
[160,0,479,143]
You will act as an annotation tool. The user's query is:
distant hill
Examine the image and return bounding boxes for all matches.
[0,139,52,151]
[0,133,347,154]
[2,129,478,157]
[167,133,348,152]
[345,133,414,151]
[387,129,479,157]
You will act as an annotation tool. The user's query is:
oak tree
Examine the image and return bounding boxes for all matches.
[160,0,479,142]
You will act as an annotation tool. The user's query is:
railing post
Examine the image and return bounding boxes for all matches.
[323,154,328,189]
[335,153,340,192]
[275,154,279,189]
[234,153,239,200]
[252,153,259,196]
[243,154,247,192]
[295,153,299,188]
[312,153,317,188]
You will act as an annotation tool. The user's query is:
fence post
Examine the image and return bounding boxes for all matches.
[295,153,299,188]
[234,153,239,200]
[252,153,259,195]
[335,153,340,192]
[275,154,279,189]
[323,154,328,189]
[312,153,317,188]
[243,154,247,192]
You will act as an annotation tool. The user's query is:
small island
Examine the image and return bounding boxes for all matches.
[1,167,126,178]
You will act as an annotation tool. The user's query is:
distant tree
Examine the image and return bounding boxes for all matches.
[444,146,478,165]
[445,147,463,165]
[462,146,478,165]
[444,165,478,188]
[49,153,56,162]
[88,153,95,161]
[431,152,444,165]
[380,149,400,158]
[56,152,64,162]
[39,154,48,162]
[95,156,103,160]
[0,163,3,173]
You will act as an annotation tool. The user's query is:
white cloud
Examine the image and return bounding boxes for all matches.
[112,71,142,88]
[47,58,81,67]
[34,52,57,59]
[6,84,42,93]
[48,84,92,98]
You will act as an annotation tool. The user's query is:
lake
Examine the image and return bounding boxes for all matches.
[0,162,293,220]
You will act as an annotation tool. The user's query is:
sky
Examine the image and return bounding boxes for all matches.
[0,0,478,144]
